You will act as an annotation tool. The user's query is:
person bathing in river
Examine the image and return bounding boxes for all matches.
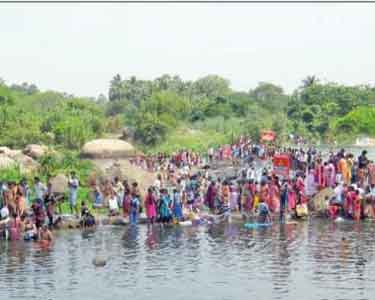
[145,187,157,225]
[122,184,132,218]
[205,181,217,213]
[159,189,172,224]
[80,201,96,228]
[130,191,140,225]
[229,182,239,212]
[32,199,45,229]
[15,189,25,218]
[257,198,271,224]
[172,188,183,222]
[279,180,288,223]
[39,224,53,243]
[9,212,21,241]
[24,217,37,241]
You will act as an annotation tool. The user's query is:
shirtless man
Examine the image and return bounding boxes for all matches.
[38,224,53,242]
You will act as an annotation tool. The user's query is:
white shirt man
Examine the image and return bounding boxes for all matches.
[246,167,256,181]
[1,205,9,220]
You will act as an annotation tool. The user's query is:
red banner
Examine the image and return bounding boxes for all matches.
[261,130,276,142]
[273,154,290,177]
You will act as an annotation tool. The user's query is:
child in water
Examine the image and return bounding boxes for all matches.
[257,198,271,224]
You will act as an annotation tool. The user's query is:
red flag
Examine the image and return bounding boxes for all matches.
[260,130,276,142]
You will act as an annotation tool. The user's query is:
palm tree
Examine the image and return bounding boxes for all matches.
[109,74,123,101]
[301,75,319,88]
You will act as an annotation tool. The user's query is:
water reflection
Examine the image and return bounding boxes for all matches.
[1,221,375,300]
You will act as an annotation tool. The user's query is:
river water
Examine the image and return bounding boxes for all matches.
[1,220,375,300]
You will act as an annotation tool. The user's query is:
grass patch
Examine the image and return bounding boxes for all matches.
[145,127,230,155]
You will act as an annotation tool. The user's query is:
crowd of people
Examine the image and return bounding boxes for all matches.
[124,136,375,225]
[0,171,86,242]
[1,134,375,242]
[129,150,203,173]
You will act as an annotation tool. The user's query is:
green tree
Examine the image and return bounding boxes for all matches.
[108,74,123,101]
[249,82,288,111]
[191,75,231,100]
[0,86,15,128]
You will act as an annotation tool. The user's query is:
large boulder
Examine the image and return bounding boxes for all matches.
[0,147,39,173]
[121,127,135,141]
[81,139,136,159]
[0,146,12,156]
[23,144,48,159]
[13,153,40,173]
[0,154,16,170]
[49,174,68,194]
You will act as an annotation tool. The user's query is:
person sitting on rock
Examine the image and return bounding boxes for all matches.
[80,201,96,228]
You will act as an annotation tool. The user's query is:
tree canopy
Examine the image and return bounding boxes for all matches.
[1,74,375,153]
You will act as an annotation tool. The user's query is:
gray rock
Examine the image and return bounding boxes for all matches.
[93,256,107,267]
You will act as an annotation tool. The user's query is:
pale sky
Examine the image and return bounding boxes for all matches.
[0,3,374,97]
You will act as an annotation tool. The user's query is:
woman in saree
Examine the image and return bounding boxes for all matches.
[288,180,297,213]
[353,190,361,221]
[315,159,325,190]
[145,187,157,225]
[339,157,350,185]
[260,181,271,212]
[221,182,230,207]
[241,181,253,214]
[269,178,280,213]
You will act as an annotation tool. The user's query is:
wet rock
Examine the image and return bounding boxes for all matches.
[59,215,80,229]
[110,217,128,226]
[93,256,107,267]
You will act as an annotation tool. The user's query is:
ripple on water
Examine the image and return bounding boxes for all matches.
[2,221,375,300]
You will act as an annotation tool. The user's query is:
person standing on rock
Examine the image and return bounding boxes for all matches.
[20,178,31,209]
[68,171,79,217]
[34,177,47,205]
[113,177,124,209]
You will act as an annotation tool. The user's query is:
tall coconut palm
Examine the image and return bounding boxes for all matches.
[108,74,123,101]
[301,75,319,88]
